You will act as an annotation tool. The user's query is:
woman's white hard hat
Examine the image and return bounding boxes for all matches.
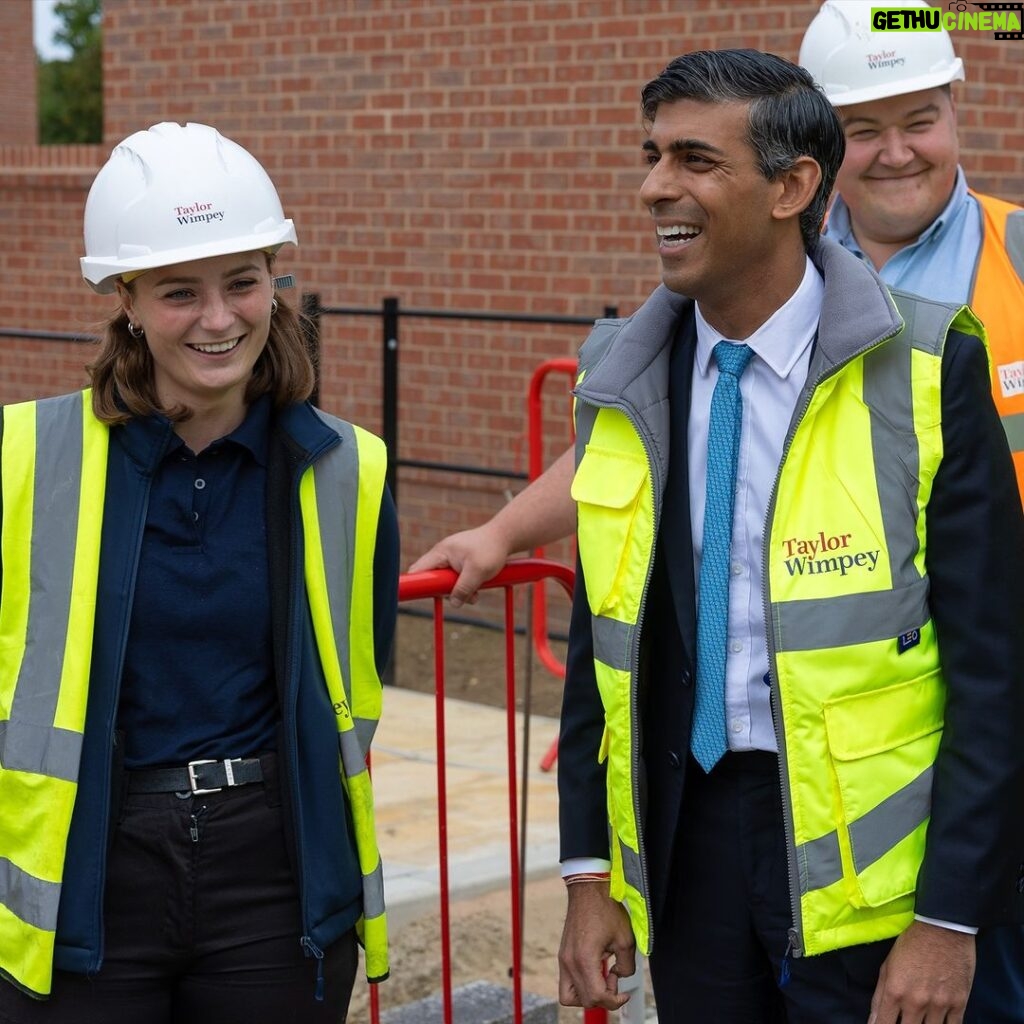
[799,0,965,107]
[80,121,297,294]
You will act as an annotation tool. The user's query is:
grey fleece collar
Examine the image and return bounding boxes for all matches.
[576,237,903,408]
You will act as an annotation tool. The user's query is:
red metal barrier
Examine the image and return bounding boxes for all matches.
[525,358,579,775]
[526,358,578,681]
[363,558,610,1024]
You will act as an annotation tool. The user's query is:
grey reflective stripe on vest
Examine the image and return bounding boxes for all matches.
[863,325,922,592]
[363,861,385,919]
[309,411,379,759]
[592,616,634,672]
[772,578,929,653]
[796,766,933,893]
[798,829,843,894]
[618,836,644,895]
[848,765,933,874]
[0,858,61,932]
[1,392,85,781]
[892,292,950,359]
[1003,411,1024,455]
[339,729,367,781]
[1005,210,1024,282]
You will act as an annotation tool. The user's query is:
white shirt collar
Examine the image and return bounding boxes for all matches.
[693,256,824,381]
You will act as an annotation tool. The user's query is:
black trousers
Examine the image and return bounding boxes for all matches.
[0,755,357,1024]
[649,751,895,1024]
[967,927,1024,1024]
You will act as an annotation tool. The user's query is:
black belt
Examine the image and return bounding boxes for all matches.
[127,756,266,795]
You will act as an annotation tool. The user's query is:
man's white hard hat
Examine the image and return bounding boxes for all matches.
[799,0,965,107]
[81,122,297,294]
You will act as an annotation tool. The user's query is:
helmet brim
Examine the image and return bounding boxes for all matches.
[80,221,297,294]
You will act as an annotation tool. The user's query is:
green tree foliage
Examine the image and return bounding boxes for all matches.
[38,0,103,144]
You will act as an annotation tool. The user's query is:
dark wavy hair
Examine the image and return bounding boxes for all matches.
[87,256,316,424]
[640,49,845,250]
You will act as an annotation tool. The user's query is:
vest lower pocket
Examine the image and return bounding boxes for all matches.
[822,670,945,908]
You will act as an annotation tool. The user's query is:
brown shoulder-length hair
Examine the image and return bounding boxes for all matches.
[87,260,316,424]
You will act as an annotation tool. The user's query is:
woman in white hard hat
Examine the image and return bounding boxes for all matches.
[0,122,397,1023]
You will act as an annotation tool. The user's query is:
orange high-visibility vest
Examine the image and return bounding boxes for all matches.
[969,190,1024,502]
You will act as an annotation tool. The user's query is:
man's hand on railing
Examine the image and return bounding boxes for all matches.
[408,520,516,608]
[408,447,578,609]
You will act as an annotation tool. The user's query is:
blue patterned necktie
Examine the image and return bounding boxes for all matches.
[691,341,755,773]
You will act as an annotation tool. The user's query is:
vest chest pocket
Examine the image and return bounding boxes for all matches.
[822,670,945,909]
[572,446,652,620]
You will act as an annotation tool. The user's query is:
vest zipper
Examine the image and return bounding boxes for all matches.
[300,935,326,1001]
[283,434,341,962]
[761,320,903,963]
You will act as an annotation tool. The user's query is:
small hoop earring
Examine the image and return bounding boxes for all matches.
[270,298,279,315]
[127,321,144,338]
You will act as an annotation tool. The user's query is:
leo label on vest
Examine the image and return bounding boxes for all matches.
[782,531,881,577]
[998,360,1024,399]
[897,629,921,654]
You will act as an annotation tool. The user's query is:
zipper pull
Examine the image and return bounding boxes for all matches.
[779,935,793,988]
[300,936,325,1001]
[189,805,207,843]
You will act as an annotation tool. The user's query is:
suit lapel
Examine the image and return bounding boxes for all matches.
[659,310,698,657]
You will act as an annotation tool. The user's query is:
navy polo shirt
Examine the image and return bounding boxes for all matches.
[117,395,278,769]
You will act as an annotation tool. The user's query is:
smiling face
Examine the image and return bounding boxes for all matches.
[116,251,274,420]
[638,98,811,338]
[835,87,960,262]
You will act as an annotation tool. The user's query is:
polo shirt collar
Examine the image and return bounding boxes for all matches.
[116,392,272,472]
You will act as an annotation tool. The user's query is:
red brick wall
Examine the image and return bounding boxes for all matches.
[1,1,38,144]
[3,0,1024,563]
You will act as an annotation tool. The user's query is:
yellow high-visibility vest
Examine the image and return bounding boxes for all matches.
[0,390,389,994]
[571,291,985,957]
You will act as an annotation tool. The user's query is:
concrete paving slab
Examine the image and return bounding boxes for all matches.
[373,686,562,923]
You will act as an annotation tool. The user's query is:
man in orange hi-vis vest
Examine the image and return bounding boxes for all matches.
[803,0,1024,510]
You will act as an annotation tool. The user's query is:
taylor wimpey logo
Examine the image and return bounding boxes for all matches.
[781,531,880,578]
[865,47,906,71]
[998,360,1024,398]
[175,202,225,225]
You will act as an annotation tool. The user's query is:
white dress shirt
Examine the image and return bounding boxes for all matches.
[689,258,821,752]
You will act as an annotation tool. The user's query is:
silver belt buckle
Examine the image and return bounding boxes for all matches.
[187,758,222,795]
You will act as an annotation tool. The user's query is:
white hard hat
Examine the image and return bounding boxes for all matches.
[799,0,965,107]
[81,122,297,294]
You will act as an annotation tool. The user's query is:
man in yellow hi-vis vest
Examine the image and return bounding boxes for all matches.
[556,48,1024,1024]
